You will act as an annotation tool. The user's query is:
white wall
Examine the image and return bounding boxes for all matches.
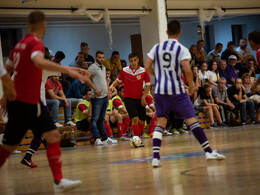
[22,24,140,66]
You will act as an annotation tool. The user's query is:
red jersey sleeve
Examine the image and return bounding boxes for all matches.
[30,39,44,60]
[144,72,151,85]
[146,95,153,106]
[257,49,260,68]
[45,79,54,90]
[117,69,124,82]
[113,99,123,108]
[78,104,87,112]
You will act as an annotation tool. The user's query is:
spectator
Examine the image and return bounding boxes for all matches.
[212,77,235,123]
[241,73,255,96]
[75,42,95,66]
[226,55,239,85]
[218,60,231,86]
[70,52,87,69]
[239,59,257,78]
[105,68,113,86]
[191,65,200,102]
[75,88,92,132]
[199,62,209,85]
[121,59,127,68]
[66,80,89,107]
[248,31,260,69]
[46,75,76,127]
[189,45,198,66]
[206,43,223,64]
[194,83,226,128]
[207,60,220,86]
[221,41,242,63]
[236,38,255,66]
[195,40,206,65]
[227,78,256,125]
[84,50,118,146]
[104,51,122,80]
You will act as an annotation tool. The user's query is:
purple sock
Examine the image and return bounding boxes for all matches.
[153,126,164,159]
[24,137,44,161]
[190,122,212,153]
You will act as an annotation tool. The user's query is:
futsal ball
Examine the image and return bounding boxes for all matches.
[130,136,142,148]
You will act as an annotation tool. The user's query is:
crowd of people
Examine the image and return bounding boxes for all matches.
[0,10,260,192]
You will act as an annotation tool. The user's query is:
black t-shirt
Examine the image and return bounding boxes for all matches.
[227,85,245,102]
[75,54,95,66]
[238,67,256,78]
[198,87,210,100]
[221,49,239,61]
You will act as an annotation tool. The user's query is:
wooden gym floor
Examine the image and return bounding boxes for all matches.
[1,125,260,195]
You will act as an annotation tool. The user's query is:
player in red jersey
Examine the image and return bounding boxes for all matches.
[0,11,85,192]
[109,53,151,146]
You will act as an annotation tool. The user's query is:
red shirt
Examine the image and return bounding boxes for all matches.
[113,99,123,109]
[257,48,260,68]
[6,34,44,104]
[145,94,154,106]
[117,66,151,99]
[45,78,63,99]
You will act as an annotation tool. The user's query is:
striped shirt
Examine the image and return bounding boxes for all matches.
[147,38,191,95]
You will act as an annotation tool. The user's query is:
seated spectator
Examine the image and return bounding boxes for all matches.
[194,83,226,128]
[242,73,255,97]
[70,52,87,69]
[46,75,76,127]
[189,44,198,66]
[219,60,231,86]
[236,38,256,66]
[227,78,256,125]
[239,59,256,78]
[250,77,260,121]
[226,55,239,85]
[104,51,122,80]
[190,65,200,102]
[111,86,131,141]
[106,68,113,86]
[212,77,235,123]
[206,43,223,64]
[75,88,92,132]
[207,60,220,86]
[221,41,242,63]
[121,59,127,68]
[199,62,209,85]
[66,80,89,107]
[75,42,95,66]
[195,40,206,66]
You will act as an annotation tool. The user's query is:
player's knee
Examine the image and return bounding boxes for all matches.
[43,130,60,143]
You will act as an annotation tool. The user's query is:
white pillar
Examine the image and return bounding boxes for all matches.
[140,0,167,83]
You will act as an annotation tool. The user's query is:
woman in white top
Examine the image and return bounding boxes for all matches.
[198,62,209,85]
[207,60,220,86]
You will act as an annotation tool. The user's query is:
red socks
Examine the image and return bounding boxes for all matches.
[46,142,63,183]
[104,121,112,137]
[117,123,123,138]
[139,123,145,135]
[131,124,140,136]
[0,146,11,168]
[123,118,130,134]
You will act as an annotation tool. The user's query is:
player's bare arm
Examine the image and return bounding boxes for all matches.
[144,57,155,76]
[141,85,150,106]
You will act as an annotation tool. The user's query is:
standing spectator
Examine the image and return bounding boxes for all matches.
[195,40,206,65]
[207,60,220,86]
[226,55,239,85]
[248,31,260,69]
[109,53,151,147]
[227,78,256,125]
[212,77,235,123]
[221,41,242,63]
[198,62,209,85]
[104,51,122,80]
[206,43,223,64]
[46,75,76,127]
[75,42,95,66]
[70,52,87,69]
[84,50,118,146]
[236,38,256,66]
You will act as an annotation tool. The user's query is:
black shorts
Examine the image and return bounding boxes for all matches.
[3,100,56,146]
[76,118,90,132]
[124,97,146,121]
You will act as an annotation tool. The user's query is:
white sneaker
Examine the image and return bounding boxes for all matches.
[65,121,76,126]
[205,150,226,160]
[152,158,161,167]
[54,178,82,192]
[103,137,118,144]
[94,138,104,146]
[13,150,21,154]
[163,130,173,136]
[54,122,63,128]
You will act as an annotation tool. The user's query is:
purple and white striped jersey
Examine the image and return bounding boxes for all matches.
[147,38,191,95]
